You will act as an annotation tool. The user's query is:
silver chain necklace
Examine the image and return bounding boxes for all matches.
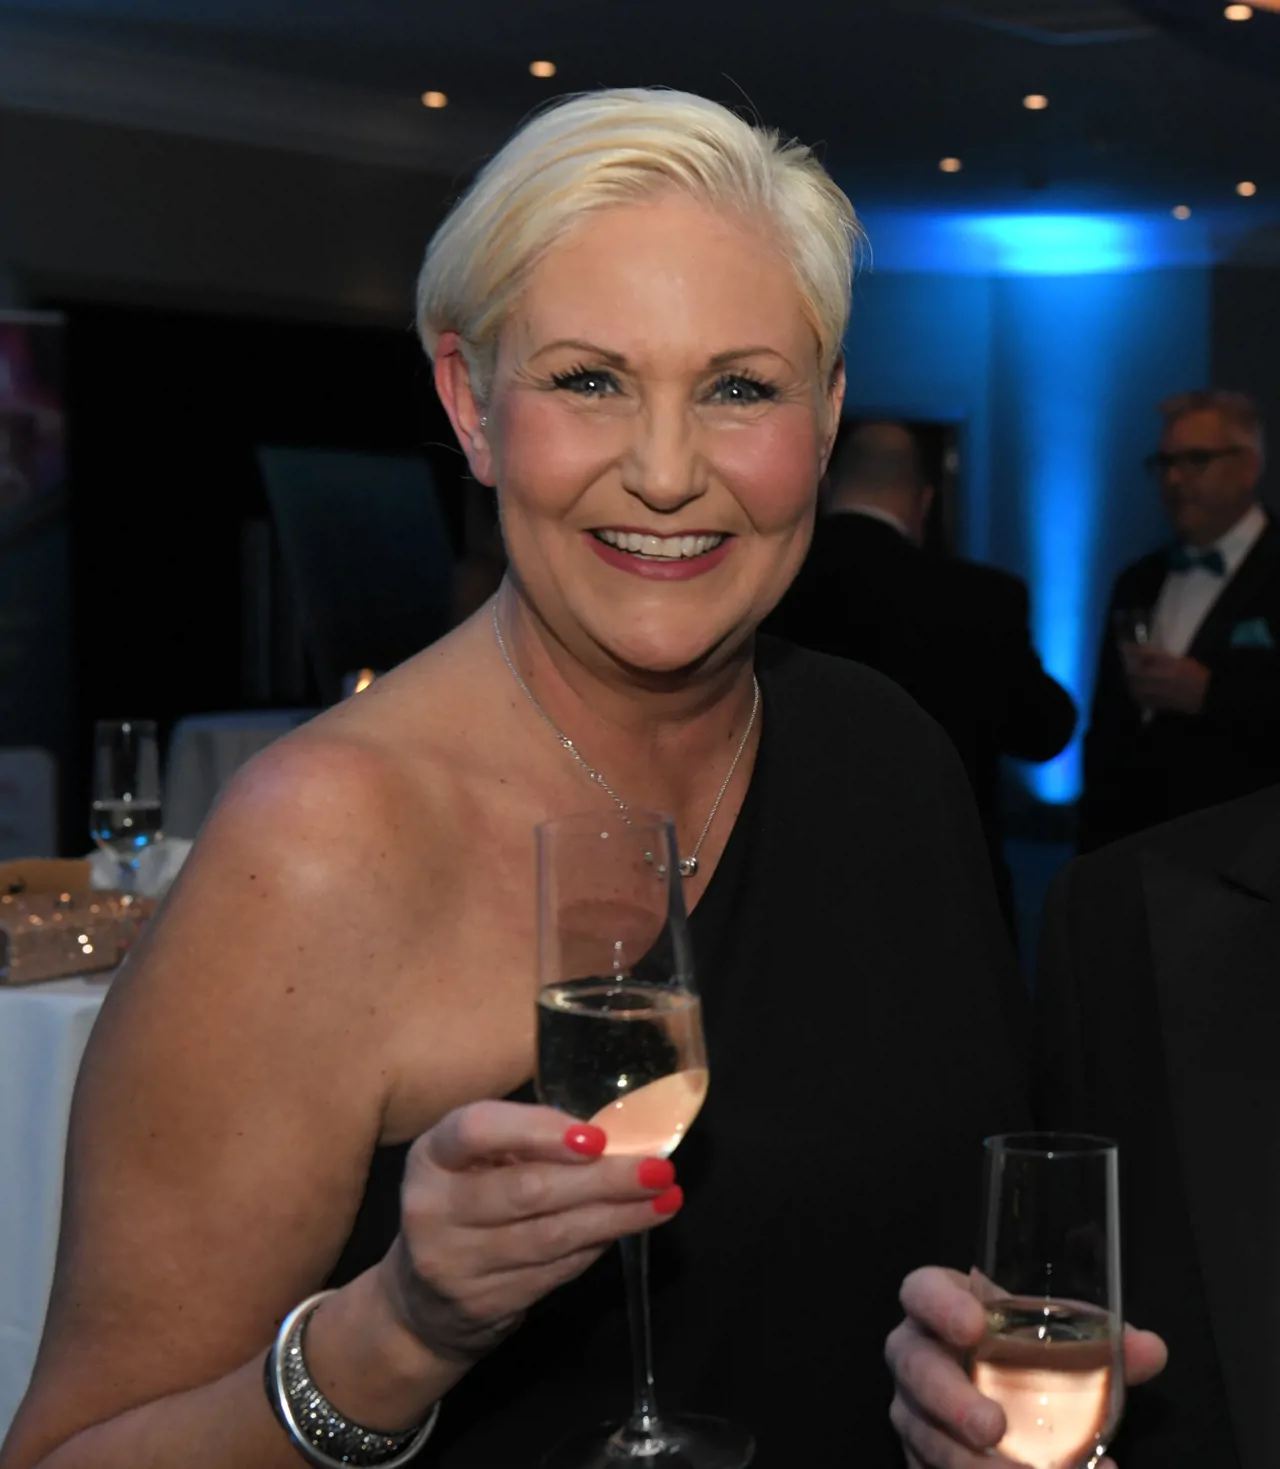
[492,602,759,878]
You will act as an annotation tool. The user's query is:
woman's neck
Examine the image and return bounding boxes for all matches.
[491,582,759,820]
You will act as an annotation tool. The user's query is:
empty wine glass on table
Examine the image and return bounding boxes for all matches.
[535,810,753,1469]
[90,718,164,892]
[969,1133,1124,1469]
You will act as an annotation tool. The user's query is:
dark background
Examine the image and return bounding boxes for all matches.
[52,301,471,849]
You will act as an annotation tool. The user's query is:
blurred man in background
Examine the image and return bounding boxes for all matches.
[1080,390,1280,853]
[771,419,1076,928]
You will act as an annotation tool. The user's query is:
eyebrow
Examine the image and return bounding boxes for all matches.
[529,338,629,367]
[528,339,795,372]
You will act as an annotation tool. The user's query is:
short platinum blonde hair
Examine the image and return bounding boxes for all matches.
[416,88,861,403]
[1160,388,1265,463]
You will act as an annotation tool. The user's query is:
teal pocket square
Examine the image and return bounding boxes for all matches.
[1229,617,1275,649]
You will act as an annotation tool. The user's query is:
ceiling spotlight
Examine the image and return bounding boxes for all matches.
[1224,4,1253,17]
[939,157,963,173]
[421,90,448,109]
[1237,180,1258,196]
[1172,204,1192,220]
[1022,94,1049,111]
[529,60,557,78]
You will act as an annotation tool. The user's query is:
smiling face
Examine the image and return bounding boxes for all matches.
[460,192,843,677]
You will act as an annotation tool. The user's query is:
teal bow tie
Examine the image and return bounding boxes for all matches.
[1169,545,1227,576]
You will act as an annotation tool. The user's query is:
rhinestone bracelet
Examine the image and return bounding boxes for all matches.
[266,1291,441,1468]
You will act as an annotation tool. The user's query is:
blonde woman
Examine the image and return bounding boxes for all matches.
[7,90,1029,1469]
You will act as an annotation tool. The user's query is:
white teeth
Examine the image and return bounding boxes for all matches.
[596,529,725,560]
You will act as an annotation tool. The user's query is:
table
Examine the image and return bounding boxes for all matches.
[0,976,110,1439]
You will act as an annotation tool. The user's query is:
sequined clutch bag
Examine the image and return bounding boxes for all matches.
[0,875,155,986]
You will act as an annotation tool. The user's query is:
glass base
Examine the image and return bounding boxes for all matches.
[539,1414,754,1469]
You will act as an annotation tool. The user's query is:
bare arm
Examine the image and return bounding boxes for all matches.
[1,737,676,1468]
[0,738,457,1468]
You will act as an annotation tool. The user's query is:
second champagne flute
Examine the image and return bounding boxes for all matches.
[535,810,753,1469]
[970,1133,1124,1469]
[1112,609,1154,725]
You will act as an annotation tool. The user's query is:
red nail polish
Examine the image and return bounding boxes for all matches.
[652,1185,684,1216]
[637,1157,676,1191]
[564,1124,607,1157]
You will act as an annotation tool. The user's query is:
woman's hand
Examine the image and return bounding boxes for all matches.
[885,1266,1169,1469]
[378,1099,681,1364]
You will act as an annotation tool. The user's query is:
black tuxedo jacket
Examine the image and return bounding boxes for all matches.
[1080,519,1280,852]
[770,512,1076,912]
[1036,786,1280,1469]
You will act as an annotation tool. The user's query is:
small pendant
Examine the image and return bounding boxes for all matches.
[677,856,698,879]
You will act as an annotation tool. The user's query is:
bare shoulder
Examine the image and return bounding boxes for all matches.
[204,701,463,903]
[4,651,500,1460]
[163,630,494,979]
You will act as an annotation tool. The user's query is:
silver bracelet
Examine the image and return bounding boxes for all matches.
[266,1291,442,1468]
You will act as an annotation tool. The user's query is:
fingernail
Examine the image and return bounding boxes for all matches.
[652,1185,683,1216]
[637,1157,676,1191]
[564,1124,607,1157]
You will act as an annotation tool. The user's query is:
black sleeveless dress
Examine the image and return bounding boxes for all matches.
[328,638,1032,1467]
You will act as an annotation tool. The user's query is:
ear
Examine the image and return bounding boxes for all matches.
[433,332,496,487]
[1240,446,1264,492]
[820,355,847,474]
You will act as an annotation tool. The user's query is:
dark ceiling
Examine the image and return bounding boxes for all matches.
[3,0,1280,219]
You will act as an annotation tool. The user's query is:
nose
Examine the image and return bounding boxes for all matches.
[1161,461,1188,493]
[619,395,708,514]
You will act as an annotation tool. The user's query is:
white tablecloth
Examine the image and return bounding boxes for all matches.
[0,976,110,1438]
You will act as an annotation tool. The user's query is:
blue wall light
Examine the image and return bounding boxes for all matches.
[992,275,1121,803]
[860,208,1213,278]
[962,215,1147,277]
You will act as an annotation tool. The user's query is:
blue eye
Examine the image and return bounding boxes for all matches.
[709,374,778,405]
[550,367,620,397]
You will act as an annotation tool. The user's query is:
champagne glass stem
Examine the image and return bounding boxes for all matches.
[117,857,138,894]
[616,1233,662,1444]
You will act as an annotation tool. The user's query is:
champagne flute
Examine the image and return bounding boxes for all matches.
[970,1133,1124,1469]
[1110,608,1150,652]
[535,810,753,1469]
[1112,609,1153,725]
[90,719,164,892]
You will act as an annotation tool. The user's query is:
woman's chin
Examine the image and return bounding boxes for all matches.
[594,626,747,681]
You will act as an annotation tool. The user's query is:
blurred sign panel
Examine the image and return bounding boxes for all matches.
[0,312,69,840]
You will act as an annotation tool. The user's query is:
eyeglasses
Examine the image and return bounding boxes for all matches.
[1143,446,1242,477]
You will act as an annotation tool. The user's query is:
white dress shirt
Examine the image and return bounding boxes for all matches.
[1151,503,1268,656]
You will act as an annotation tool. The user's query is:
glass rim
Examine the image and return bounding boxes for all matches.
[985,1131,1117,1158]
[94,717,158,733]
[535,809,675,839]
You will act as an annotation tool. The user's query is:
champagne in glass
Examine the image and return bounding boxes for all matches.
[535,811,752,1469]
[970,1134,1124,1469]
[538,982,708,1156]
[90,719,164,891]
